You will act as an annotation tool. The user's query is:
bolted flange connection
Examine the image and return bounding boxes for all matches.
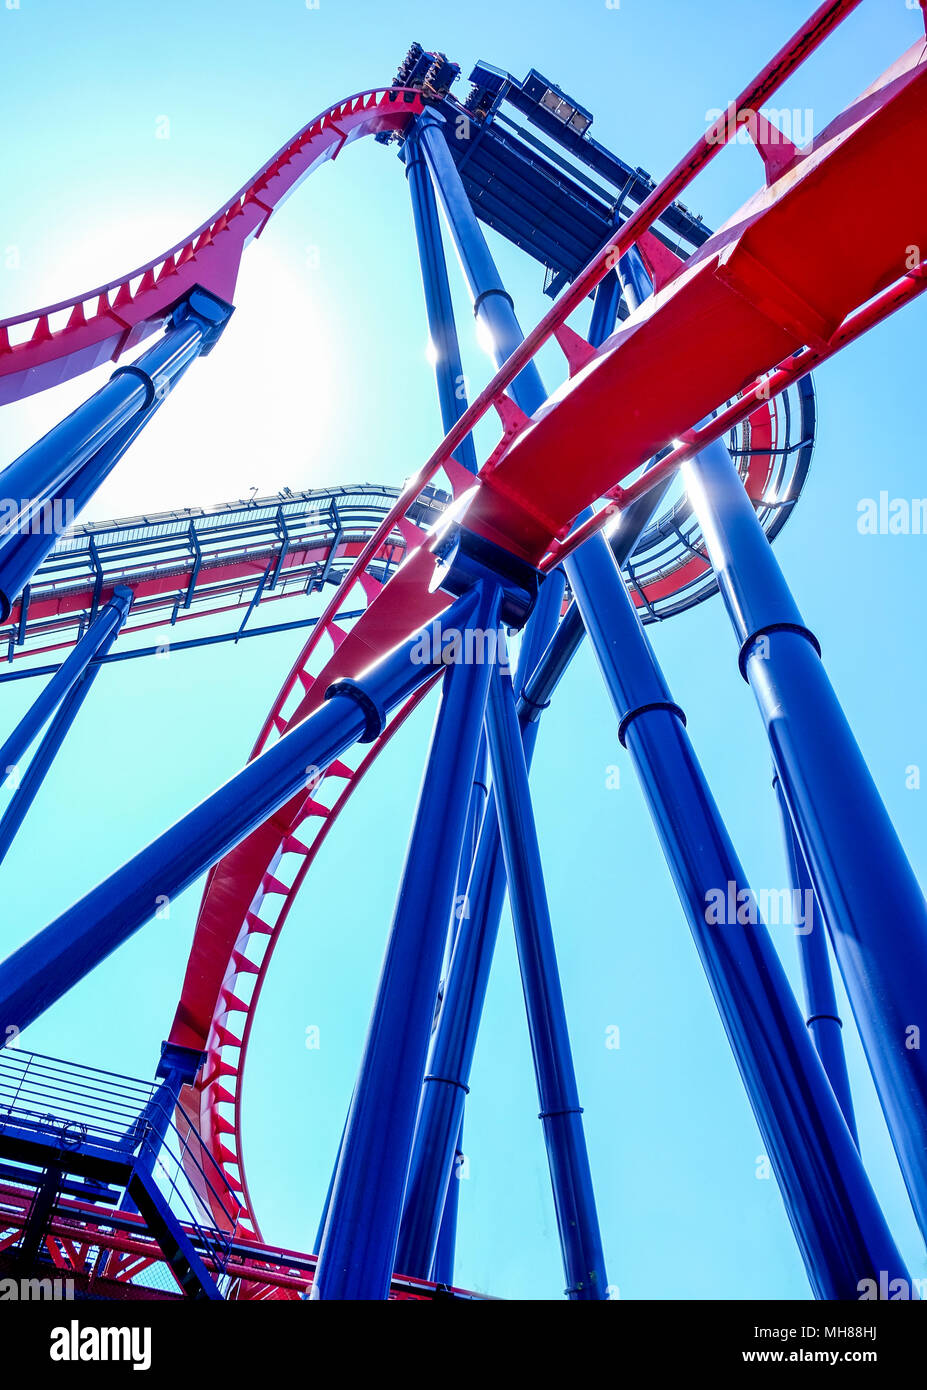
[429,523,541,629]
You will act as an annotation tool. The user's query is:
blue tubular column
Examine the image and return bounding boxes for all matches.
[565,533,908,1298]
[404,123,487,1285]
[311,581,501,1301]
[429,1128,463,1286]
[0,593,478,1035]
[395,762,511,1277]
[0,587,133,779]
[684,438,927,1234]
[0,288,231,620]
[401,110,632,1281]
[616,243,654,312]
[403,132,478,475]
[396,111,572,1279]
[0,587,133,867]
[517,242,668,724]
[588,268,621,347]
[0,369,189,623]
[485,649,608,1299]
[415,111,549,415]
[773,772,858,1144]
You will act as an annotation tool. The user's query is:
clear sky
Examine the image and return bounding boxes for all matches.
[1,0,925,1300]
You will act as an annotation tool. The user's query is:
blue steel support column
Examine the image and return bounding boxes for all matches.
[0,365,191,621]
[0,288,231,620]
[429,1125,463,1286]
[684,438,927,1234]
[0,588,133,867]
[0,587,133,779]
[416,111,548,416]
[134,1041,205,1174]
[398,113,594,1279]
[0,592,478,1035]
[398,134,673,1279]
[588,268,621,347]
[617,243,653,312]
[311,582,501,1301]
[518,243,669,722]
[485,652,608,1299]
[403,124,487,1286]
[566,531,907,1298]
[403,133,478,475]
[773,771,858,1144]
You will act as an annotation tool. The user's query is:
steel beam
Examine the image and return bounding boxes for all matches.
[773,771,858,1144]
[311,582,500,1301]
[396,119,572,1277]
[0,587,132,779]
[684,436,927,1238]
[0,590,481,1035]
[485,651,608,1299]
[565,529,907,1298]
[0,288,231,621]
[404,131,478,474]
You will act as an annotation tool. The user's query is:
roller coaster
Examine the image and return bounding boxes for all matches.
[0,0,926,1302]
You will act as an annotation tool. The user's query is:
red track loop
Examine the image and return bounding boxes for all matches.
[165,24,927,1271]
[0,88,424,404]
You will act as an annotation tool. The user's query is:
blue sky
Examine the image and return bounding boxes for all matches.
[1,0,926,1299]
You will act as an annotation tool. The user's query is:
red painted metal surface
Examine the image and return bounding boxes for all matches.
[5,2,925,1282]
[0,88,424,404]
[165,14,927,1245]
[6,537,399,659]
[465,37,927,561]
[0,1180,484,1300]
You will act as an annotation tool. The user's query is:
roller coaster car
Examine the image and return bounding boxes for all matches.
[377,47,461,144]
[390,44,460,99]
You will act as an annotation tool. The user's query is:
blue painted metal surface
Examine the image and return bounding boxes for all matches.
[312,581,500,1301]
[773,771,858,1144]
[0,591,479,1035]
[404,131,478,474]
[406,125,493,1287]
[0,587,133,866]
[587,268,621,346]
[564,529,908,1299]
[0,369,191,622]
[396,126,576,1277]
[429,1124,463,1286]
[0,289,231,620]
[684,436,927,1240]
[0,586,132,777]
[485,650,608,1299]
[416,110,549,417]
[617,243,653,311]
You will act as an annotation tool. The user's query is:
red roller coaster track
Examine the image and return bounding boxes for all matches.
[3,0,926,1291]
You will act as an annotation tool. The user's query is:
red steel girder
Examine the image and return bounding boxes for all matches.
[0,89,424,404]
[462,37,927,563]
